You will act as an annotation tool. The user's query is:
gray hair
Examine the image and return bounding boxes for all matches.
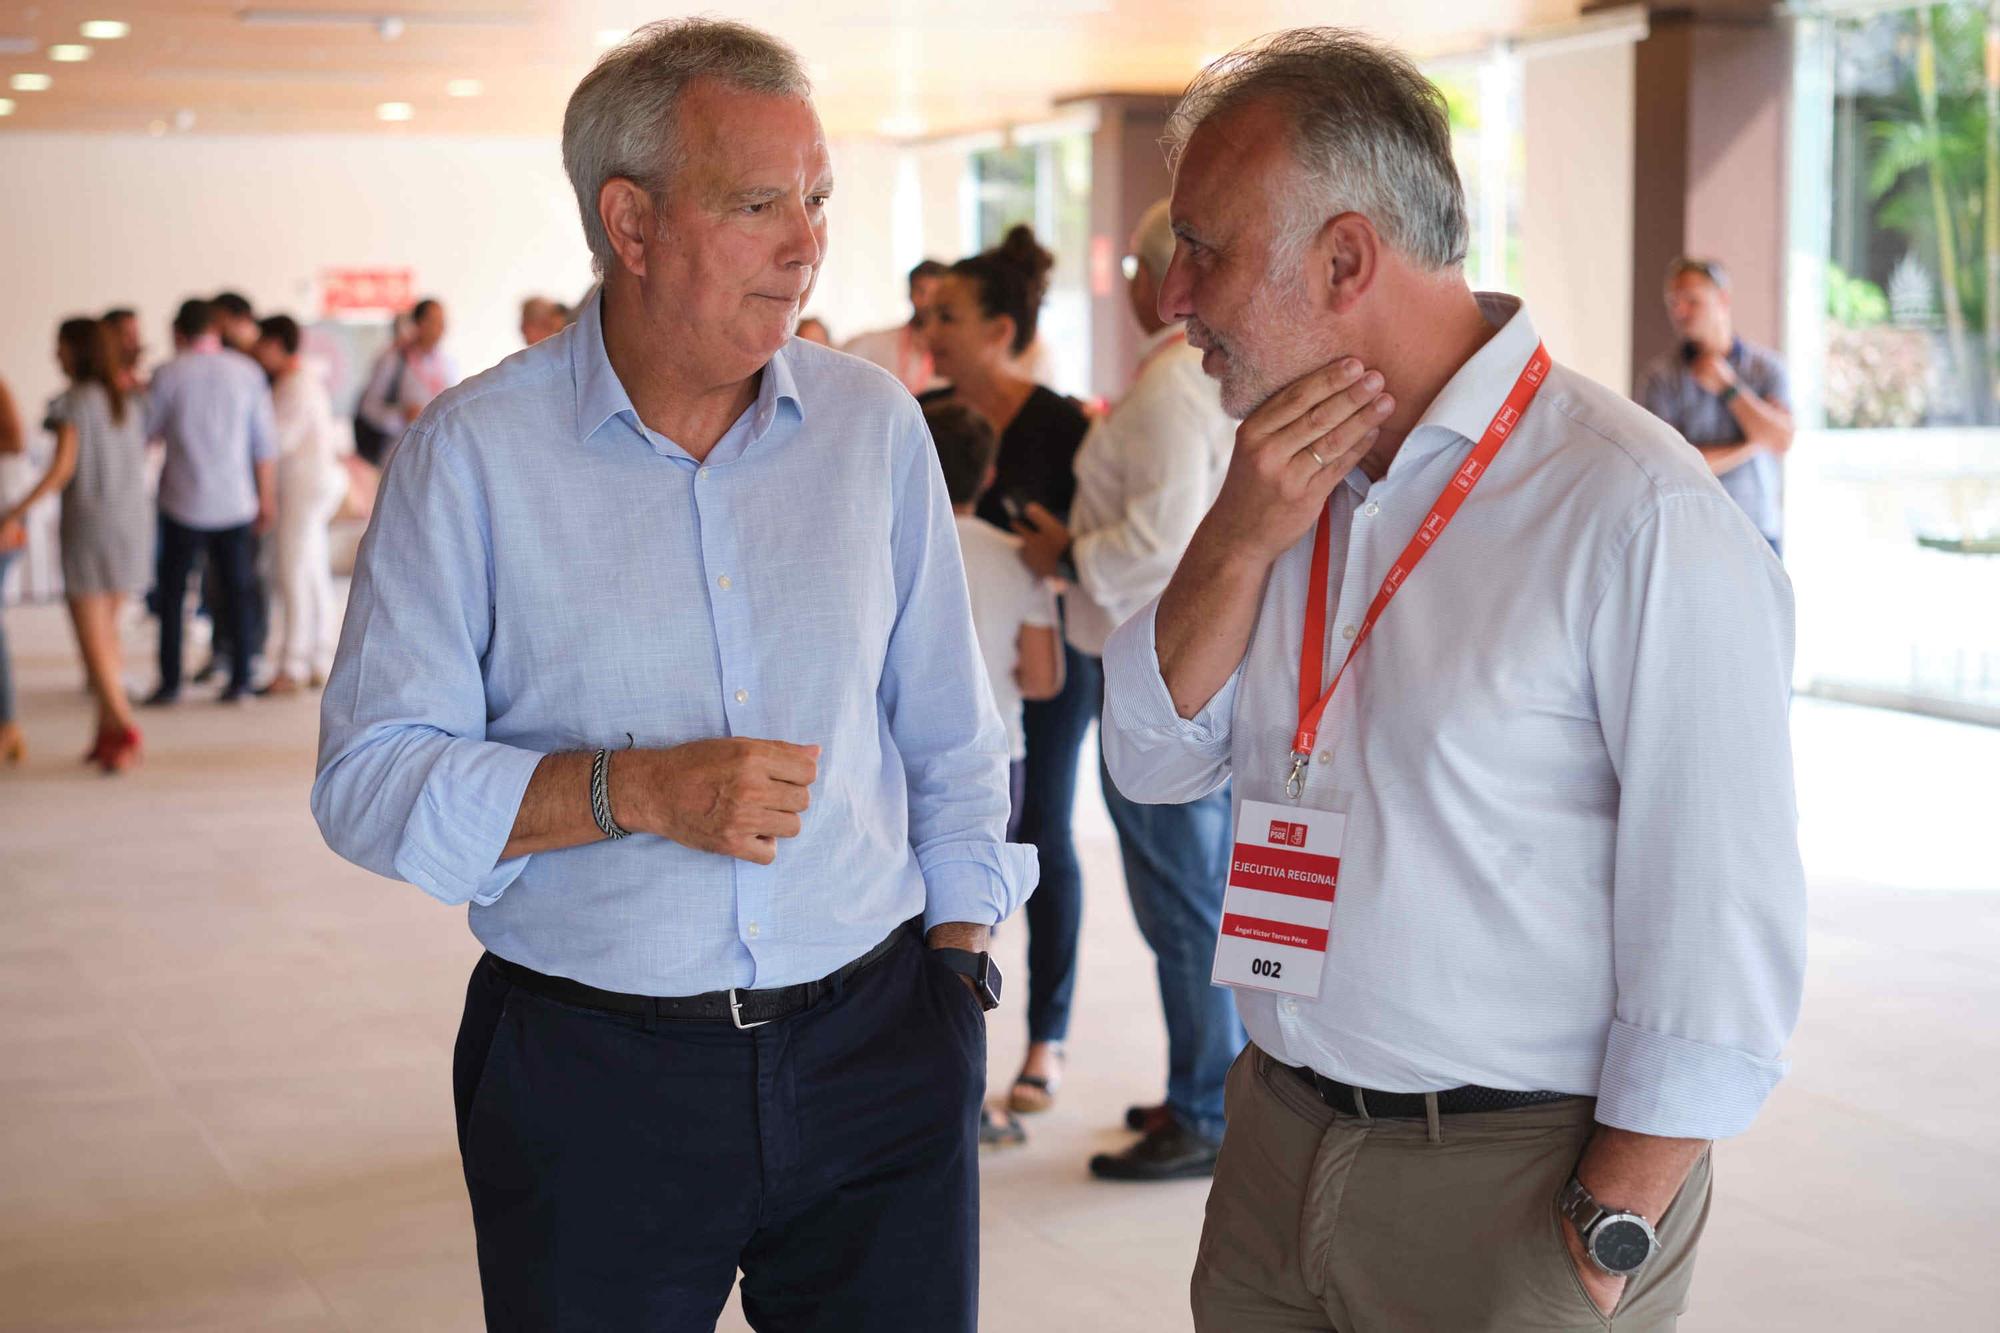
[1165,28,1467,273]
[562,18,812,277]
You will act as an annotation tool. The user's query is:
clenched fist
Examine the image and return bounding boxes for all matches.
[615,738,820,865]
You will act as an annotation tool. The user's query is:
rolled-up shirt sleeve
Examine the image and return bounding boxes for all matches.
[879,406,1039,931]
[1100,596,1238,805]
[1586,491,1806,1139]
[311,419,543,906]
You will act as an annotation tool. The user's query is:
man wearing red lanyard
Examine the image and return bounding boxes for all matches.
[357,297,459,462]
[1100,29,1805,1331]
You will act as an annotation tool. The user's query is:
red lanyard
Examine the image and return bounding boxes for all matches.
[1286,342,1550,797]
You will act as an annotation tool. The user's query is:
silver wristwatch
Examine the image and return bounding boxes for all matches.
[1558,1175,1659,1277]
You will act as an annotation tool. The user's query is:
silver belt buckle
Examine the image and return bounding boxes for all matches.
[728,988,769,1030]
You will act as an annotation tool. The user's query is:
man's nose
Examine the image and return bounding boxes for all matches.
[1157,245,1194,323]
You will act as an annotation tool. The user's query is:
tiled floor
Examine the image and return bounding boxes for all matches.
[1,594,1996,1330]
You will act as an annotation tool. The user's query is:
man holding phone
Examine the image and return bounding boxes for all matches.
[1638,257,1795,556]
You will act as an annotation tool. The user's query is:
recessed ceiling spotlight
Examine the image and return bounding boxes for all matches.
[376,100,414,122]
[49,44,91,62]
[9,73,52,92]
[445,77,481,97]
[0,98,15,116]
[174,107,196,131]
[81,20,131,40]
[149,117,168,135]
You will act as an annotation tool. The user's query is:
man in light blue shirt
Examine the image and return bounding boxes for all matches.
[312,19,1031,1331]
[143,298,276,704]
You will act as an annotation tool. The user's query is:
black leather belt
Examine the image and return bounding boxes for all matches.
[1284,1058,1577,1118]
[486,920,913,1030]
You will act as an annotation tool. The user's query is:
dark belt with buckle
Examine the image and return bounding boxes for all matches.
[486,919,914,1030]
[1285,1058,1577,1118]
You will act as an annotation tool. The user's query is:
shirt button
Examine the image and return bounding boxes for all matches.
[746,921,761,939]
[1316,751,1330,765]
[1283,998,1299,1014]
[734,688,749,704]
[1363,501,1381,517]
[1341,624,1358,641]
[697,466,710,480]
[717,574,732,591]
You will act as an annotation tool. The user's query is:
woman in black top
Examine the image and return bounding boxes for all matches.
[921,226,1093,1141]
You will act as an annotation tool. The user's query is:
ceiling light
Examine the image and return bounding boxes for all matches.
[81,21,131,40]
[445,77,481,97]
[174,108,196,131]
[49,44,92,62]
[0,98,14,116]
[595,28,629,48]
[148,118,167,135]
[376,101,414,122]
[877,114,927,139]
[10,73,52,92]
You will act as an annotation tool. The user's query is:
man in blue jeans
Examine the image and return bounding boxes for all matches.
[1017,199,1243,1178]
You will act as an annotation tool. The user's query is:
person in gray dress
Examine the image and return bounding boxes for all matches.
[0,318,151,771]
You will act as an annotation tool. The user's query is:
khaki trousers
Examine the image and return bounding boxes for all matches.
[1191,1047,1711,1332]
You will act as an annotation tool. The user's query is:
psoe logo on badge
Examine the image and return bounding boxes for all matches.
[1268,819,1305,847]
[1287,822,1308,847]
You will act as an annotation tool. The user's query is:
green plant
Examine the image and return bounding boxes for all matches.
[1828,261,1892,325]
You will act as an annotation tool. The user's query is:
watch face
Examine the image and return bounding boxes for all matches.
[1592,1218,1654,1274]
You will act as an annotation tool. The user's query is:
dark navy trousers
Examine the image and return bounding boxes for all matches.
[453,927,986,1331]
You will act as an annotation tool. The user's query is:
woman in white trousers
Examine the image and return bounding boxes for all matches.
[252,317,347,695]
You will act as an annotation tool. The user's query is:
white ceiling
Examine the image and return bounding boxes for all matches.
[0,1,1588,139]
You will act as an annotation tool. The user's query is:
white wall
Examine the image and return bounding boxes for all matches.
[1520,41,1637,394]
[0,129,909,598]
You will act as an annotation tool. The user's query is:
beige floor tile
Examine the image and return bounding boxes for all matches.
[3,595,1999,1331]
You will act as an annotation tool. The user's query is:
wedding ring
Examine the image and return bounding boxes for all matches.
[1309,448,1329,466]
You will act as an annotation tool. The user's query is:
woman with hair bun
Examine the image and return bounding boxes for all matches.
[921,224,1094,1144]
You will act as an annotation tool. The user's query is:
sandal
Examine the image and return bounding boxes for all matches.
[980,1103,1026,1148]
[1007,1045,1065,1114]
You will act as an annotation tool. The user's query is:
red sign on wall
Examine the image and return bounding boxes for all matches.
[320,268,415,317]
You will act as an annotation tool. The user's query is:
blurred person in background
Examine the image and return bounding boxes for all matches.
[0,320,151,770]
[200,291,270,684]
[357,297,459,466]
[211,291,260,356]
[1638,257,1795,556]
[844,257,948,394]
[520,296,573,347]
[103,308,148,392]
[1012,197,1243,1179]
[143,298,276,706]
[252,315,346,697]
[921,224,1094,1137]
[796,315,832,346]
[0,374,24,764]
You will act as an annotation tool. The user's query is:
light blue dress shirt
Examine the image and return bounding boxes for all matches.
[312,296,1037,995]
[144,342,277,530]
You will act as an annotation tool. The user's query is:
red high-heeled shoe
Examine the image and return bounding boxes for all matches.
[98,725,143,774]
[84,726,116,765]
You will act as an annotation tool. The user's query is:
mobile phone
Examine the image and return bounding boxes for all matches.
[999,491,1029,525]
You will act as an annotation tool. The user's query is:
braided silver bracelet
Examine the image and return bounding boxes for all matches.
[589,747,632,840]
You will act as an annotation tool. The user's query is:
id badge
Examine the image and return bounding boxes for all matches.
[1211,799,1343,998]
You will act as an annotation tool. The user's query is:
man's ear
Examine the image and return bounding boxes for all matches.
[1313,212,1381,316]
[598,178,656,280]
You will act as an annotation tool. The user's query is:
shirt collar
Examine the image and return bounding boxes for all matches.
[571,289,806,458]
[1390,292,1541,476]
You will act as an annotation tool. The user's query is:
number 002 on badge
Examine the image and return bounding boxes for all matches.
[1213,799,1343,997]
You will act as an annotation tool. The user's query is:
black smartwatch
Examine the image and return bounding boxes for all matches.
[1558,1175,1659,1277]
[931,948,1002,1012]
